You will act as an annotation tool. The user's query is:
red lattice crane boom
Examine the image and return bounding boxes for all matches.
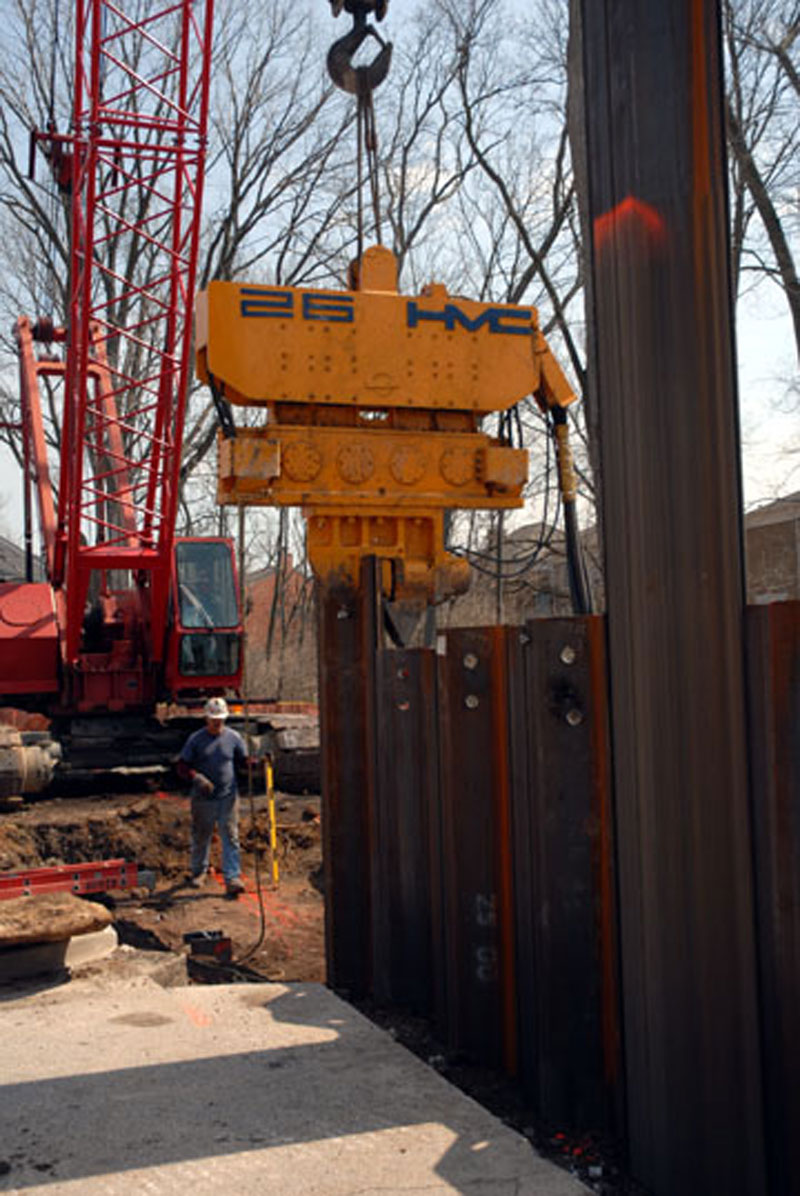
[54,0,214,664]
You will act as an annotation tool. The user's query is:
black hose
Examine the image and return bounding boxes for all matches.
[563,497,591,615]
[551,406,592,615]
[234,782,267,966]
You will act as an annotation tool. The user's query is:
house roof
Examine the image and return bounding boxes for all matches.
[744,492,800,529]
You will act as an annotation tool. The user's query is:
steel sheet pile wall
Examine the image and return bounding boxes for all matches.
[319,605,617,1133]
[747,601,800,1196]
[320,594,617,1130]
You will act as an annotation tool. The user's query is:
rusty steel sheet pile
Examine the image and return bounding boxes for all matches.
[579,0,766,1192]
[508,617,619,1133]
[371,646,439,1012]
[746,601,800,1195]
[318,562,380,999]
[436,626,516,1071]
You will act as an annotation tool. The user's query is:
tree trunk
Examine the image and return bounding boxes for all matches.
[726,99,800,364]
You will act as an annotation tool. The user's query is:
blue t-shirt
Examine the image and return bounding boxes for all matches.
[180,725,246,800]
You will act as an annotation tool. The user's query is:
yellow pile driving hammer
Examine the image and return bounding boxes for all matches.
[196,245,577,606]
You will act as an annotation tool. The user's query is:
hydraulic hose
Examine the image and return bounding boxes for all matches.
[551,407,592,615]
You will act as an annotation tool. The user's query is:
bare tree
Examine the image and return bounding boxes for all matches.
[424,0,593,616]
[375,2,482,283]
[724,0,800,362]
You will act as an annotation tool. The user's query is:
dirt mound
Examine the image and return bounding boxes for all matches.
[0,797,186,875]
[0,792,321,879]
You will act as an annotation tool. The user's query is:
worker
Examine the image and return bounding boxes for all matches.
[177,696,247,896]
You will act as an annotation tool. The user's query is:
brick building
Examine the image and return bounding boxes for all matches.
[243,556,317,701]
[744,492,800,603]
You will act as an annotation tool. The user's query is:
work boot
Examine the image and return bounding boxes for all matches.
[187,870,208,888]
[226,876,246,897]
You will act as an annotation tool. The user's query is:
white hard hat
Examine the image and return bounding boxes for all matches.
[204,696,229,720]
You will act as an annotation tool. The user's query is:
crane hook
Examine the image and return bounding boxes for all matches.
[327,1,392,95]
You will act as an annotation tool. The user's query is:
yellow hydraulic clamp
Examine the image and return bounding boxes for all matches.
[196,245,577,604]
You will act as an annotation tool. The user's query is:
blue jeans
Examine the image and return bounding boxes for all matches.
[190,793,241,881]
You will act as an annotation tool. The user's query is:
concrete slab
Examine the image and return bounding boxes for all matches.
[0,958,589,1195]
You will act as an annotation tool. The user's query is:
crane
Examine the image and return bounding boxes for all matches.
[0,1,245,796]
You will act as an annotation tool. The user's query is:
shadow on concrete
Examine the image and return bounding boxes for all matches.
[0,970,70,1004]
[0,985,561,1194]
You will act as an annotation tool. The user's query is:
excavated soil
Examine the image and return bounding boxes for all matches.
[0,789,324,982]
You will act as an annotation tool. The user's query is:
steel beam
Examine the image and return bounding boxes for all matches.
[578,1,766,1191]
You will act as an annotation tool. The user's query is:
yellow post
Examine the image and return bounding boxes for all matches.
[265,757,279,887]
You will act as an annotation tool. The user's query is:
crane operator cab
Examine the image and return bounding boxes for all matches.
[168,538,242,690]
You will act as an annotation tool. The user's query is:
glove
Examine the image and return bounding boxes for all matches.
[192,773,214,798]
